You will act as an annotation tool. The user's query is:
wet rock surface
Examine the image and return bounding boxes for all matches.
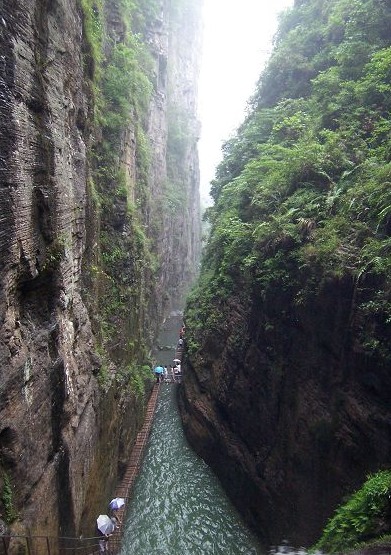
[0,0,100,538]
[180,277,391,547]
[0,0,202,541]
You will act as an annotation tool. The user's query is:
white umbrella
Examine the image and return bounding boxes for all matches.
[97,515,115,535]
[173,359,180,363]
[109,497,125,510]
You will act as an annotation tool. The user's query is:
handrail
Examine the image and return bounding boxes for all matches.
[0,380,167,555]
[0,534,122,554]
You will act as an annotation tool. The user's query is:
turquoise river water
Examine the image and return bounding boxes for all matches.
[119,312,308,555]
[120,384,264,554]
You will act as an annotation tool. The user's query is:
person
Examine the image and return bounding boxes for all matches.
[98,531,111,553]
[174,365,181,382]
[110,514,120,529]
[154,365,163,383]
[178,337,183,347]
[163,366,168,382]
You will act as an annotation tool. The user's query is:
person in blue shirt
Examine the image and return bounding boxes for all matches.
[154,365,164,383]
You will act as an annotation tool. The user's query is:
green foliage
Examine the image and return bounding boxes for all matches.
[182,6,391,555]
[130,0,160,34]
[97,361,111,389]
[163,179,185,211]
[167,105,193,170]
[41,233,71,272]
[87,176,102,209]
[1,471,18,523]
[116,364,153,399]
[185,273,227,357]
[188,0,391,383]
[189,0,391,348]
[102,38,153,133]
[313,470,391,553]
[80,0,104,80]
[135,123,152,186]
[79,0,159,371]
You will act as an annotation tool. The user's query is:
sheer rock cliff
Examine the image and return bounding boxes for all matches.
[0,0,201,540]
[180,274,391,547]
[179,0,391,548]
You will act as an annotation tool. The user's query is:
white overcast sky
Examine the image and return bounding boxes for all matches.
[198,0,294,204]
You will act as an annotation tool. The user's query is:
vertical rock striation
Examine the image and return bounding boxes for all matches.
[0,0,99,538]
[165,0,202,305]
[0,0,202,540]
[146,0,202,313]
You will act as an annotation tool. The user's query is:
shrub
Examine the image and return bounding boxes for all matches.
[313,470,391,553]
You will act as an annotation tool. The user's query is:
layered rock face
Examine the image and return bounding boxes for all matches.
[165,1,202,304]
[0,0,99,538]
[0,0,201,541]
[180,274,391,546]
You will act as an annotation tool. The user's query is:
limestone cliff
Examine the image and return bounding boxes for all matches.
[0,0,201,541]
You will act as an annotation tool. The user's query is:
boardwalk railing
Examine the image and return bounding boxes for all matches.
[0,383,163,555]
[115,383,160,502]
[1,343,185,555]
[107,382,162,552]
[0,534,122,554]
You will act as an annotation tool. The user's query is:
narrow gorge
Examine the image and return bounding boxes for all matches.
[1,0,391,553]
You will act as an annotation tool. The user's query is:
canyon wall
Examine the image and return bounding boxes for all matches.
[179,0,391,548]
[180,275,391,546]
[0,0,201,540]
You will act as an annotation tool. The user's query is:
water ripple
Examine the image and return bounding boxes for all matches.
[120,385,264,555]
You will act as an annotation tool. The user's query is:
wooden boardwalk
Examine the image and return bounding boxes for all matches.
[1,345,185,555]
[110,344,184,546]
[117,384,161,499]
[76,344,185,553]
[108,382,161,546]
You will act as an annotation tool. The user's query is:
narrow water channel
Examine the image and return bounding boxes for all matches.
[120,383,264,554]
[119,312,309,555]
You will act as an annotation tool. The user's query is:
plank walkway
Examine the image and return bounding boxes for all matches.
[101,382,162,553]
[111,344,184,544]
[1,345,185,555]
